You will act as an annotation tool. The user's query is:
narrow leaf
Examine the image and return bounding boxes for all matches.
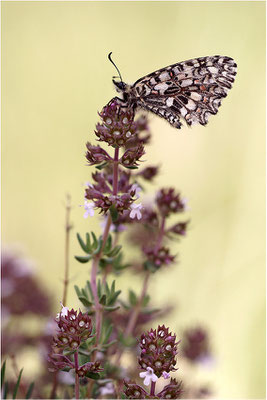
[13,369,23,399]
[76,233,89,253]
[26,382,34,399]
[1,360,6,389]
[75,255,92,264]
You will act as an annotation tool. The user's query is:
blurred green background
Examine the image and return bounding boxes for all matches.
[2,1,265,398]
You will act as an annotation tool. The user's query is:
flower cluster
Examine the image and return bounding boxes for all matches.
[95,100,135,147]
[156,188,186,217]
[144,246,176,269]
[124,325,182,399]
[84,170,141,215]
[139,325,178,377]
[182,327,210,362]
[53,306,93,350]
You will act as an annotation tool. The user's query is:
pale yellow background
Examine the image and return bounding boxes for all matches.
[2,1,265,398]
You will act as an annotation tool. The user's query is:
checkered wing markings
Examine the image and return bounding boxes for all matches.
[132,56,237,128]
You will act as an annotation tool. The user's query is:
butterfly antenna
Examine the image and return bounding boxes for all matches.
[108,52,123,83]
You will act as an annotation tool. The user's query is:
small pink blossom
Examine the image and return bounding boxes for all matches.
[139,367,158,386]
[129,203,143,220]
[162,371,170,379]
[82,200,95,218]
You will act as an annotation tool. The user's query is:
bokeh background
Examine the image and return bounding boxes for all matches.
[2,1,265,398]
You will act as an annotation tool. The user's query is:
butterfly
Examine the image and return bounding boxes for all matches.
[109,53,237,129]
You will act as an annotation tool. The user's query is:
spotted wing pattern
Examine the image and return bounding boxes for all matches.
[131,56,237,129]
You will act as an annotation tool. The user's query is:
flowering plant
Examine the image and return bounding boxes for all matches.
[2,98,212,399]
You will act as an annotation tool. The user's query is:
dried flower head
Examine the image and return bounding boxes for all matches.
[139,325,179,377]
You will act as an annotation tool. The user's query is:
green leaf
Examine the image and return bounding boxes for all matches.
[97,279,102,298]
[1,360,6,389]
[129,290,137,306]
[74,285,81,298]
[75,255,92,264]
[124,165,138,170]
[91,232,98,249]
[109,205,118,222]
[13,369,23,399]
[3,381,8,399]
[85,371,100,380]
[104,305,120,312]
[99,294,107,305]
[26,382,34,399]
[142,294,150,307]
[107,245,122,257]
[102,339,117,349]
[77,233,90,253]
[95,162,108,170]
[102,324,113,344]
[78,296,93,307]
[86,281,94,300]
[104,235,112,253]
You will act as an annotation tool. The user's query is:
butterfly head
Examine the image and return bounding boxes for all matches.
[112,79,127,93]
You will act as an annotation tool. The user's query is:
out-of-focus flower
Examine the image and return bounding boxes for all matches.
[157,378,183,399]
[144,246,175,268]
[130,203,143,220]
[99,382,115,396]
[82,200,95,218]
[138,166,159,181]
[156,188,186,217]
[1,251,52,317]
[168,221,189,236]
[139,325,179,377]
[139,367,158,386]
[162,371,170,379]
[181,327,210,362]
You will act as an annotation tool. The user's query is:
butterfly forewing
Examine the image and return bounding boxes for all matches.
[130,56,237,128]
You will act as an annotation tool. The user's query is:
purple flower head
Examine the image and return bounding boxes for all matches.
[120,144,145,167]
[157,378,183,399]
[123,380,149,399]
[47,353,74,372]
[95,100,136,147]
[53,307,93,351]
[156,188,186,217]
[168,221,189,236]
[76,361,103,377]
[85,143,111,166]
[138,165,159,181]
[139,325,179,378]
[143,246,175,269]
[182,327,210,362]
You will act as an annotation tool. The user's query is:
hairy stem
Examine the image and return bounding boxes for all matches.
[74,351,79,399]
[150,380,156,396]
[91,147,120,351]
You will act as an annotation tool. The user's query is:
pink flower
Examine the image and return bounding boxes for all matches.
[139,367,158,386]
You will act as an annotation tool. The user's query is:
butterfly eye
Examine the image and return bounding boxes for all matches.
[113,80,126,92]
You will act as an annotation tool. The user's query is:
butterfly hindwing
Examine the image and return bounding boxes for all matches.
[131,56,237,128]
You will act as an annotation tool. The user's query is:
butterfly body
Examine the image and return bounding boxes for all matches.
[113,55,237,129]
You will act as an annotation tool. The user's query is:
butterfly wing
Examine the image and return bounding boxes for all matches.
[131,56,237,128]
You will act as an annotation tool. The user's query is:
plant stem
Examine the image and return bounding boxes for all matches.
[63,194,72,305]
[74,351,79,399]
[150,380,156,396]
[90,147,119,348]
[114,216,166,365]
